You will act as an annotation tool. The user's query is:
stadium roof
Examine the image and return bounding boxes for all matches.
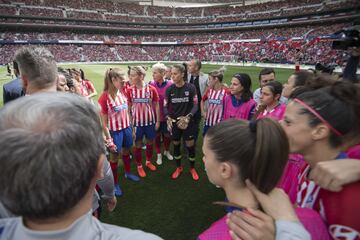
[117,0,275,8]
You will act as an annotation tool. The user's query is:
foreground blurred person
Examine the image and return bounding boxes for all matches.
[0,93,162,240]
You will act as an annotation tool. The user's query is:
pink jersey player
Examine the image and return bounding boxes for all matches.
[256,81,286,121]
[223,73,256,121]
[149,62,174,165]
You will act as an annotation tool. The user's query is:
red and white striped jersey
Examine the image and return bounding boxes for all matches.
[202,87,229,126]
[296,162,360,239]
[296,164,322,211]
[127,84,159,127]
[98,91,130,131]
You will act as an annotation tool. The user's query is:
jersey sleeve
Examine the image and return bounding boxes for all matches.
[150,85,159,102]
[85,80,95,92]
[224,88,231,96]
[98,92,108,115]
[319,182,360,239]
[124,87,132,104]
[202,88,210,101]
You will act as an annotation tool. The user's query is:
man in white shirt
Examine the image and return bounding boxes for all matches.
[253,68,287,105]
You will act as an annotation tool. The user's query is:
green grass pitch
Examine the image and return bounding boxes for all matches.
[0,63,295,240]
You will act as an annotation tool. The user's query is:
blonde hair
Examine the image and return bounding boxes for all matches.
[152,62,167,74]
[103,68,126,98]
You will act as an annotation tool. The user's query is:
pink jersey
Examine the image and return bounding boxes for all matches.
[223,95,256,120]
[256,103,286,121]
[198,215,231,240]
[127,84,159,127]
[149,80,173,122]
[202,87,229,126]
[279,154,306,204]
[98,91,130,131]
[346,144,360,159]
[199,209,330,240]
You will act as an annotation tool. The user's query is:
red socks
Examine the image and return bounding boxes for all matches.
[110,161,118,184]
[134,147,142,166]
[146,144,153,162]
[122,154,131,173]
[155,134,161,154]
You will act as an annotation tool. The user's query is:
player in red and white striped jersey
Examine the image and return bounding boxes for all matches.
[127,66,160,178]
[201,68,229,136]
[98,68,140,196]
[281,82,360,239]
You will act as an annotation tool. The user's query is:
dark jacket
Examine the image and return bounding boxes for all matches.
[3,78,24,104]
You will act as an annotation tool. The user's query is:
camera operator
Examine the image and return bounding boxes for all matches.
[343,47,360,83]
[332,26,360,83]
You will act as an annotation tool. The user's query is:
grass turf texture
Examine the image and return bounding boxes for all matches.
[0,63,295,240]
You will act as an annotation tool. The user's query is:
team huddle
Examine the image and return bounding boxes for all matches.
[0,46,359,240]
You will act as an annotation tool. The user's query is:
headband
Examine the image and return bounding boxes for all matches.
[293,98,342,136]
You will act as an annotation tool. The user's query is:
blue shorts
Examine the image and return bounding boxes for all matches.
[135,124,156,141]
[110,127,133,153]
[157,122,169,134]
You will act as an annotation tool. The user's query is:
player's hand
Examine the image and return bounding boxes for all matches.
[166,116,175,132]
[176,115,190,130]
[202,111,207,119]
[105,138,117,153]
[105,196,117,212]
[309,159,360,192]
[245,179,298,221]
[227,209,275,240]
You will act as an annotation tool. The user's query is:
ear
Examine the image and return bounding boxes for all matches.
[274,93,281,101]
[311,124,330,141]
[219,162,234,180]
[95,154,105,180]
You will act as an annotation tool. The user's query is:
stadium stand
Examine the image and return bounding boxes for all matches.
[0,0,358,65]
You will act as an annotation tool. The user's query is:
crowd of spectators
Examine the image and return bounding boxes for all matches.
[0,0,356,24]
[0,37,348,66]
[66,11,102,20]
[1,23,349,43]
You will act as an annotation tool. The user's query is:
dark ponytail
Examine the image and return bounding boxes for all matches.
[206,118,289,194]
[172,63,188,82]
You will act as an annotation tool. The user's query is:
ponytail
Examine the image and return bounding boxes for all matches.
[252,118,289,193]
[206,118,289,194]
[103,68,126,98]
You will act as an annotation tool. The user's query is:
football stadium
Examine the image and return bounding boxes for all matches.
[0,0,359,240]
